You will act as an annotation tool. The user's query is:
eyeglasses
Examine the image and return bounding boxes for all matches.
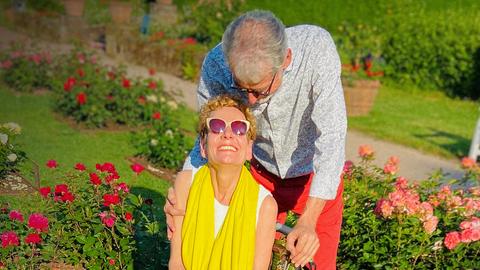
[232,71,277,98]
[206,118,250,136]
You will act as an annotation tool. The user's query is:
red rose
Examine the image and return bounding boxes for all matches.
[28,213,49,232]
[148,81,157,90]
[76,92,87,105]
[63,77,76,92]
[54,184,69,195]
[46,159,57,168]
[105,171,120,184]
[24,233,42,245]
[74,163,86,171]
[148,68,156,76]
[144,198,153,206]
[184,37,197,45]
[122,78,131,88]
[124,212,133,222]
[96,162,117,174]
[107,71,116,80]
[152,112,161,120]
[89,173,102,186]
[77,68,85,77]
[109,259,116,265]
[130,163,145,175]
[103,193,121,207]
[137,96,146,105]
[60,192,75,203]
[39,187,51,198]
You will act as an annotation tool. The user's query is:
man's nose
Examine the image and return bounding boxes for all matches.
[247,93,258,105]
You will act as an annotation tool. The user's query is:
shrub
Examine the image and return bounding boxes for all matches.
[338,147,480,269]
[52,48,173,128]
[380,10,480,99]
[0,47,54,93]
[177,0,245,47]
[132,113,194,170]
[0,122,26,179]
[0,162,140,269]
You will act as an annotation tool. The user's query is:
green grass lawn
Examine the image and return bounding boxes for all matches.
[349,83,478,159]
[0,86,195,213]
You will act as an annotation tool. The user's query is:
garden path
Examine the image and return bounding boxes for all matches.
[0,26,463,182]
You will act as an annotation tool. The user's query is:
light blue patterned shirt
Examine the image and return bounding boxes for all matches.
[183,25,347,200]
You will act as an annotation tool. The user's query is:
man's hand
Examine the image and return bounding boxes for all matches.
[286,196,326,267]
[164,187,185,240]
[286,220,319,267]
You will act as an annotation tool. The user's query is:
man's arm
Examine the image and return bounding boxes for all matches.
[287,29,347,267]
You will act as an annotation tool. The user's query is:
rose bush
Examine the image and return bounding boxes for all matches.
[338,147,480,269]
[52,48,175,128]
[132,113,194,170]
[0,122,26,179]
[0,46,54,93]
[0,161,147,269]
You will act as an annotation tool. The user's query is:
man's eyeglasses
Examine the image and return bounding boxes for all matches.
[232,71,277,98]
[206,118,250,136]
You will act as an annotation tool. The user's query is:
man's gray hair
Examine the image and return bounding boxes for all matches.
[222,10,287,84]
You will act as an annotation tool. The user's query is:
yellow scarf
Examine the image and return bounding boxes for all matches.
[182,164,259,270]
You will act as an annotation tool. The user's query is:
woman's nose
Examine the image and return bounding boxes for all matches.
[221,126,234,138]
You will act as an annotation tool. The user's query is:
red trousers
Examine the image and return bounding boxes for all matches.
[250,159,344,270]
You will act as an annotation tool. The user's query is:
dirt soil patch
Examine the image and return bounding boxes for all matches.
[0,173,37,195]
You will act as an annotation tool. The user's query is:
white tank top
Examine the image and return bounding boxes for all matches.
[191,167,272,237]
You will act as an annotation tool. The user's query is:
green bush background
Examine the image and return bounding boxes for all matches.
[176,0,480,99]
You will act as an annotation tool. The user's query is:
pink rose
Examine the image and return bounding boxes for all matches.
[358,145,374,158]
[444,231,461,250]
[24,233,42,245]
[28,213,49,232]
[116,182,129,193]
[9,210,24,222]
[383,163,397,175]
[99,212,116,228]
[422,216,438,234]
[461,157,476,169]
[46,159,58,168]
[39,187,51,198]
[395,177,409,190]
[1,231,19,248]
[131,163,145,175]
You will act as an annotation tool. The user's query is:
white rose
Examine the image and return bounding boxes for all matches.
[150,139,159,146]
[0,133,8,145]
[167,100,178,110]
[7,153,17,162]
[165,129,174,138]
[146,95,158,103]
[3,122,21,134]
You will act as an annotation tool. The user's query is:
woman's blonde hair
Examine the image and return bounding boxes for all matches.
[198,95,256,140]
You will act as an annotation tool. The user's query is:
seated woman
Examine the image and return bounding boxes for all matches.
[169,95,278,270]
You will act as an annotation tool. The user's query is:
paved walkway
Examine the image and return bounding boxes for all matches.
[0,26,463,181]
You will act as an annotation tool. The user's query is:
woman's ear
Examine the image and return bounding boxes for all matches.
[200,137,207,159]
[246,140,253,160]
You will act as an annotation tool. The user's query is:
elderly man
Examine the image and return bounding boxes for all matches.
[165,10,346,269]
